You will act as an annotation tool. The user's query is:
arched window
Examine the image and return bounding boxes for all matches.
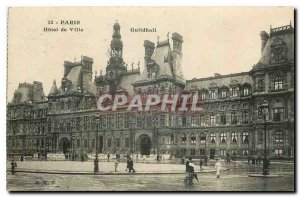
[275,131,284,142]
[200,133,206,144]
[210,133,216,143]
[190,133,196,144]
[274,75,283,90]
[220,132,226,143]
[181,134,186,144]
[242,131,249,143]
[231,132,238,142]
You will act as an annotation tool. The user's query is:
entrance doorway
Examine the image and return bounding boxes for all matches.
[59,137,70,154]
[139,135,152,155]
[210,149,215,159]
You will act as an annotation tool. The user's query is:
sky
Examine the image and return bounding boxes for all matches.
[7,7,294,101]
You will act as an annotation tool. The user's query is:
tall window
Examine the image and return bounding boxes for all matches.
[232,132,238,142]
[182,116,187,126]
[116,138,120,147]
[275,131,284,143]
[124,113,130,128]
[190,149,196,156]
[220,149,226,156]
[201,92,207,101]
[242,131,249,143]
[84,139,88,148]
[220,115,226,125]
[242,112,249,124]
[220,132,226,143]
[191,116,199,127]
[160,114,165,127]
[200,115,206,126]
[210,115,216,126]
[274,149,283,156]
[210,133,216,143]
[258,131,263,143]
[243,87,250,96]
[221,90,227,98]
[231,113,238,124]
[190,133,196,144]
[210,90,217,100]
[273,108,284,121]
[91,139,95,148]
[116,113,124,129]
[231,87,238,97]
[200,133,206,144]
[125,136,130,147]
[107,138,111,147]
[274,76,283,90]
[181,134,186,144]
[107,114,114,129]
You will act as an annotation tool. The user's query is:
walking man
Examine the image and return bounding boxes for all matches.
[107,153,110,162]
[11,160,17,174]
[200,158,204,171]
[215,159,222,178]
[128,158,136,173]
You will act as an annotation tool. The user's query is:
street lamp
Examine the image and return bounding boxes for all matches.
[151,109,159,155]
[94,115,100,173]
[259,100,270,175]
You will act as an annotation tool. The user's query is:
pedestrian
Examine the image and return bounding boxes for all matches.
[126,157,130,172]
[188,159,195,185]
[114,159,119,172]
[156,154,160,162]
[215,159,222,178]
[11,160,17,174]
[129,158,136,173]
[107,153,110,162]
[200,158,204,171]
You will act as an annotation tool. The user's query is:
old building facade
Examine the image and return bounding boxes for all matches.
[7,21,294,159]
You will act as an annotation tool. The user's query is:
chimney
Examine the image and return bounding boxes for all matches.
[171,32,183,54]
[144,40,155,64]
[260,31,269,55]
[64,61,74,77]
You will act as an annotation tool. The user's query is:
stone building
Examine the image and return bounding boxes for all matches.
[7,21,294,159]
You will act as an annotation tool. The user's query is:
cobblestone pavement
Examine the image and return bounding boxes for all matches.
[6,160,294,191]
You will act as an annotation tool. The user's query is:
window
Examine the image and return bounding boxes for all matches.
[91,139,95,148]
[221,90,227,98]
[160,114,165,127]
[77,139,80,148]
[116,113,124,129]
[243,88,249,96]
[107,138,111,147]
[107,114,114,129]
[220,149,226,156]
[275,131,284,142]
[242,132,249,143]
[231,132,238,142]
[258,131,263,143]
[242,112,249,124]
[190,133,196,144]
[220,105,225,111]
[210,90,217,99]
[181,134,187,144]
[182,148,187,155]
[210,133,216,143]
[201,92,207,101]
[231,149,237,155]
[190,149,196,156]
[125,137,130,147]
[243,149,249,156]
[231,87,238,97]
[200,149,206,155]
[200,133,206,144]
[182,116,187,126]
[273,108,284,121]
[243,103,249,109]
[116,138,120,147]
[220,132,226,143]
[191,116,199,127]
[210,115,216,126]
[274,76,283,90]
[274,149,283,156]
[84,139,88,148]
[67,123,71,132]
[200,115,206,126]
[220,115,226,125]
[231,113,238,124]
[124,113,130,128]
[48,123,51,133]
